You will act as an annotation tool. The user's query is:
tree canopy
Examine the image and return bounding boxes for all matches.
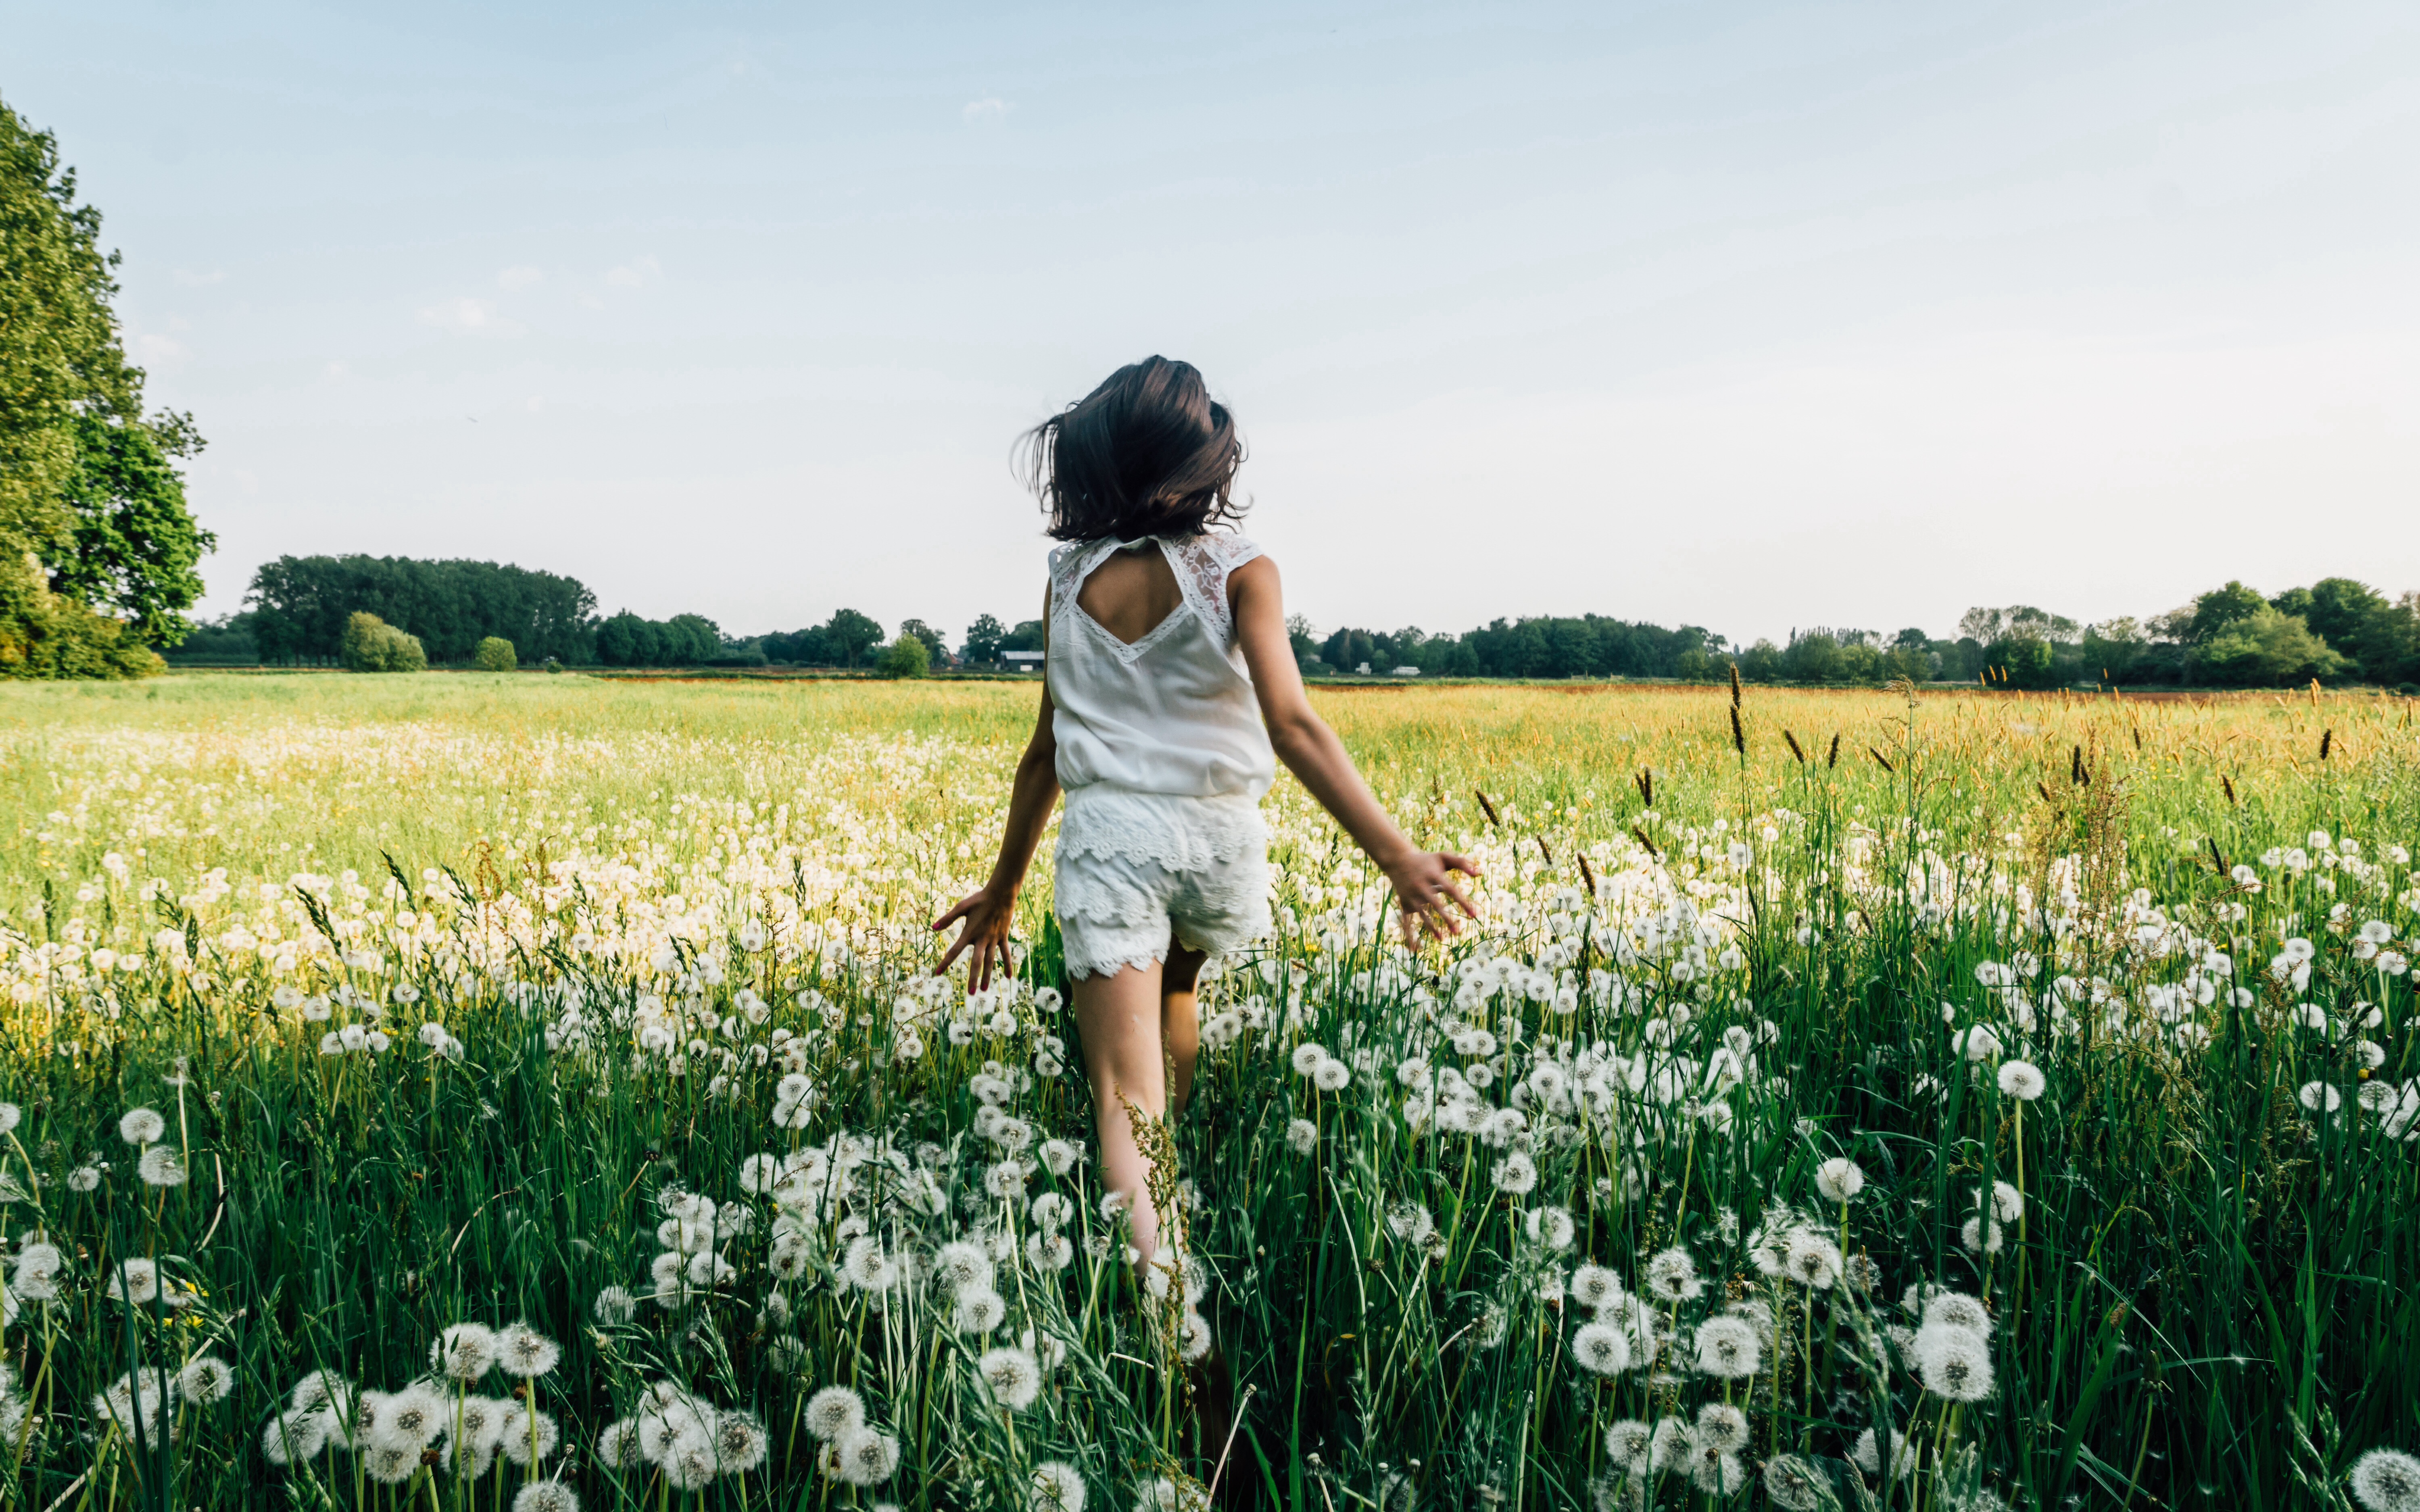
[0,96,211,674]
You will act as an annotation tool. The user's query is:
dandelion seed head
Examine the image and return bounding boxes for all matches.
[2351,1450,2420,1512]
[804,1385,865,1443]
[118,1107,166,1146]
[1814,1157,1865,1202]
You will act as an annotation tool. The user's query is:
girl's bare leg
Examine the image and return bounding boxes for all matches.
[1074,957,1171,1263]
[1162,945,1206,1116]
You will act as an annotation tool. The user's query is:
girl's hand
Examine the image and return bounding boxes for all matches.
[933,887,1019,990]
[1381,850,1481,944]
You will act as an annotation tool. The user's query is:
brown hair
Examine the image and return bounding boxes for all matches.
[1020,356,1245,542]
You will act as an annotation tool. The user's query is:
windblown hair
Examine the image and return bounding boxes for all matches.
[1020,357,1245,542]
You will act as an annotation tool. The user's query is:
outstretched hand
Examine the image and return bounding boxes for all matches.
[932,886,1017,991]
[1381,850,1481,945]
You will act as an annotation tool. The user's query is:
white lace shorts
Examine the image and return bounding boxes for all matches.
[1052,788,1270,981]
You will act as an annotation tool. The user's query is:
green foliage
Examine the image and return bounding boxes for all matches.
[2191,605,2346,685]
[247,556,595,665]
[0,549,163,679]
[472,636,516,672]
[878,632,931,678]
[338,610,428,673]
[53,410,214,646]
[161,611,259,666]
[764,609,886,669]
[2188,579,2271,642]
[960,612,1006,666]
[898,618,947,665]
[0,96,207,676]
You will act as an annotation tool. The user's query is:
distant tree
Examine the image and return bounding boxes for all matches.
[595,612,661,667]
[2191,606,2345,686]
[0,97,198,677]
[899,619,947,664]
[1985,635,2059,689]
[1000,619,1045,655]
[245,556,596,664]
[1737,639,1783,683]
[52,410,214,646]
[1286,614,1318,665]
[473,636,516,672]
[1781,631,1841,683]
[163,612,259,665]
[340,611,426,673]
[960,613,1006,666]
[879,633,930,679]
[663,614,722,665]
[2186,581,2269,643]
[1891,627,1931,654]
[824,609,884,668]
[2083,618,2149,683]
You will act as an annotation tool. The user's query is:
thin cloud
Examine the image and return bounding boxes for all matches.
[135,332,189,364]
[415,296,523,336]
[497,265,544,290]
[171,268,224,287]
[962,96,1010,126]
[603,254,660,289]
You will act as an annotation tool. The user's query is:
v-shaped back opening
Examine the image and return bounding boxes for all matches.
[1073,538,1189,650]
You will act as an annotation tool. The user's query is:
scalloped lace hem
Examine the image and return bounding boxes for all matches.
[1058,787,1264,871]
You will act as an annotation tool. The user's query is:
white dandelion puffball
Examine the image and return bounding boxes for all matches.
[2299,1081,2343,1114]
[1692,1314,1762,1378]
[1853,1427,1918,1479]
[512,1484,580,1512]
[1914,1321,1995,1401]
[979,1346,1043,1410]
[0,1102,17,1135]
[171,1353,234,1405]
[1764,1453,1830,1512]
[1783,1229,1844,1289]
[954,1287,1008,1334]
[499,1405,561,1465]
[1286,1119,1319,1155]
[1524,1206,1577,1251]
[803,1385,865,1443]
[1290,1042,1329,1079]
[108,1257,161,1305]
[1568,1263,1622,1310]
[2351,1449,2420,1512]
[1604,1419,1654,1474]
[1693,1451,1750,1497]
[935,1240,995,1294]
[1644,1246,1702,1302]
[1311,1056,1352,1092]
[1026,1231,1076,1271]
[1996,1059,2047,1101]
[1039,1139,1079,1176]
[118,1107,167,1146]
[1489,1152,1538,1194]
[261,1406,331,1465]
[1923,1291,1994,1337]
[712,1410,770,1474]
[831,1424,901,1485]
[1179,1310,1212,1363]
[497,1321,561,1378]
[1695,1401,1749,1454]
[1814,1157,1865,1202]
[1032,1460,1090,1512]
[593,1418,644,1469]
[433,1322,499,1381]
[136,1144,188,1187]
[1569,1321,1631,1375]
[592,1286,638,1325]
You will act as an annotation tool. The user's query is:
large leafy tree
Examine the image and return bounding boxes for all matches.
[55,410,215,644]
[0,96,202,674]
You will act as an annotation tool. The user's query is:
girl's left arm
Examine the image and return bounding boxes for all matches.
[933,595,1062,988]
[1229,554,1479,943]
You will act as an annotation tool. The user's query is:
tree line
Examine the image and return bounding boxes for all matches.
[181,555,2420,694]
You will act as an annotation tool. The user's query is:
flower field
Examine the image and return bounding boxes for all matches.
[0,673,2416,1511]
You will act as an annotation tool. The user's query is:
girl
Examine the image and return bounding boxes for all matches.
[933,356,1479,1271]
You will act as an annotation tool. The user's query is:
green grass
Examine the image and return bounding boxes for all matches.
[0,674,2414,1510]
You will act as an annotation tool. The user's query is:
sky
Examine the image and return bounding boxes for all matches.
[7,0,2419,650]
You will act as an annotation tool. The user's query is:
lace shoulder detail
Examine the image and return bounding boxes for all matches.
[1164,534,1264,646]
[1047,540,1111,619]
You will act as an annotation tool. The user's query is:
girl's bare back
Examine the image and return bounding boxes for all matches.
[1072,545,1183,646]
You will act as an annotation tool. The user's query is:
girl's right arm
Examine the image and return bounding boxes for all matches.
[933,589,1062,989]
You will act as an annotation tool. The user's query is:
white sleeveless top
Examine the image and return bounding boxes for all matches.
[1045,532,1274,869]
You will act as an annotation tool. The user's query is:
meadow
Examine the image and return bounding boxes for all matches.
[0,671,2415,1512]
